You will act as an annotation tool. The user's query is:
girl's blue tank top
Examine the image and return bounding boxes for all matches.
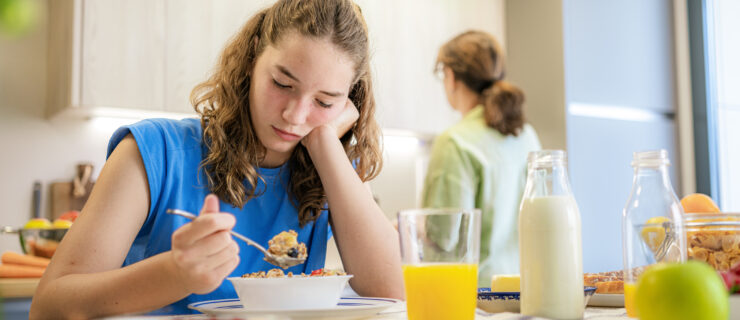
[107,118,331,314]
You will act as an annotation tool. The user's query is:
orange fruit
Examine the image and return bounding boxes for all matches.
[680,193,720,214]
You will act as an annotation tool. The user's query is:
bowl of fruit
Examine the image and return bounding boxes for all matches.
[1,211,78,258]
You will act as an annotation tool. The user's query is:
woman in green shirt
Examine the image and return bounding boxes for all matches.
[423,30,541,287]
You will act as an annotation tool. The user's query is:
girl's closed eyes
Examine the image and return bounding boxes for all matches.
[272,78,334,108]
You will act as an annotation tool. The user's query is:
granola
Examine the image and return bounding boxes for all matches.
[241,268,347,278]
[688,225,740,271]
[267,230,307,260]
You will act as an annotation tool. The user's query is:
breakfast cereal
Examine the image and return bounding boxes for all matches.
[241,268,347,278]
[686,215,740,271]
[267,230,307,260]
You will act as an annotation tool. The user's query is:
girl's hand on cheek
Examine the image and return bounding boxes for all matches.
[303,99,359,148]
[170,194,240,294]
[331,98,360,138]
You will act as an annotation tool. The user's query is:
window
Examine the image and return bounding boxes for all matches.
[691,0,740,210]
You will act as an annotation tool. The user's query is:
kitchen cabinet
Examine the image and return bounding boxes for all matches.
[47,0,270,118]
[163,0,212,115]
[47,0,168,118]
[47,0,504,129]
[164,0,272,114]
[81,0,165,112]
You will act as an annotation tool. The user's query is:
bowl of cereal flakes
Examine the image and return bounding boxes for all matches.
[684,213,740,271]
[228,268,353,310]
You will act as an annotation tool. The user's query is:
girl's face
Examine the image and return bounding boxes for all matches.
[249,32,355,167]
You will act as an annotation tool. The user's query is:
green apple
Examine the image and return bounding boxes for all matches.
[636,261,728,320]
[0,0,39,36]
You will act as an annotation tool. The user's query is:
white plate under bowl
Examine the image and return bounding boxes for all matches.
[188,297,400,319]
[587,293,624,307]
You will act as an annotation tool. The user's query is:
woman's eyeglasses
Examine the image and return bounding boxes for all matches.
[433,65,445,81]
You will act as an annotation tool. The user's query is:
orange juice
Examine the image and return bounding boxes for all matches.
[624,282,637,318]
[403,263,478,320]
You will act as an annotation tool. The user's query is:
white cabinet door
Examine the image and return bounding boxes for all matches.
[81,0,165,111]
[209,0,267,48]
[164,0,214,114]
[164,0,273,114]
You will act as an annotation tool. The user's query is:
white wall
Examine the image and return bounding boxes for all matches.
[368,133,433,221]
[505,0,566,150]
[0,10,117,254]
[358,0,506,135]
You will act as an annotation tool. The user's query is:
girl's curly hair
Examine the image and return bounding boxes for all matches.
[190,0,382,226]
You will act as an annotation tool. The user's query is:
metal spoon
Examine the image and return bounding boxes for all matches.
[652,221,675,262]
[166,209,306,269]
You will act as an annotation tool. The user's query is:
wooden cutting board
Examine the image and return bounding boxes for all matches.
[50,181,93,220]
[50,163,94,220]
[0,278,40,298]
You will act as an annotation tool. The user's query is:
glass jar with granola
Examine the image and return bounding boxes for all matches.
[685,213,740,271]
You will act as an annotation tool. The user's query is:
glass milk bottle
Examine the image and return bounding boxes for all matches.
[622,150,687,318]
[519,150,584,319]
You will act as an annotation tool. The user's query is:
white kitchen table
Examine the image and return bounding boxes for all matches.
[108,305,629,320]
[372,304,629,320]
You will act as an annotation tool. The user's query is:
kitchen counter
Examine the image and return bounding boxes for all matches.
[0,278,39,298]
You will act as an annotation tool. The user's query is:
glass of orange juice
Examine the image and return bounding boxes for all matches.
[398,208,481,320]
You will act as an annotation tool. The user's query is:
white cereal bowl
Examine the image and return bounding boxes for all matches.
[228,275,353,310]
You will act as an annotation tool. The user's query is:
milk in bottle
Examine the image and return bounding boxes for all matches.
[519,150,584,319]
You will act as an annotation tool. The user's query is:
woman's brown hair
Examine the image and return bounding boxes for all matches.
[436,30,525,136]
[190,0,382,226]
